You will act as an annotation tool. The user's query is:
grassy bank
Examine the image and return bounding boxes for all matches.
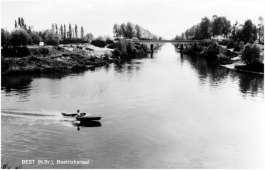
[1,44,114,75]
[1,40,161,75]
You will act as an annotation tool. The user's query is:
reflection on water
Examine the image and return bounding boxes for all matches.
[73,121,102,131]
[173,45,264,98]
[1,43,264,169]
[1,75,32,94]
[237,73,264,97]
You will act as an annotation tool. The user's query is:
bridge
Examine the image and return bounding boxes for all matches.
[132,40,203,44]
[132,39,204,51]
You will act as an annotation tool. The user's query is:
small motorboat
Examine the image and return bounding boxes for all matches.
[61,112,77,117]
[76,113,101,121]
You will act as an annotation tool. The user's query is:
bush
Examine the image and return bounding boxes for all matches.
[204,42,220,62]
[227,40,235,49]
[233,41,241,52]
[10,28,31,46]
[106,36,114,44]
[241,44,261,64]
[1,29,11,47]
[112,48,121,57]
[91,39,106,48]
[43,30,60,46]
[217,53,232,65]
[221,39,230,46]
[30,32,42,45]
[116,39,129,55]
[1,46,31,57]
[201,39,212,46]
[126,41,135,53]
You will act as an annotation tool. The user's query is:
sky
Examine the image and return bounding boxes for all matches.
[1,0,264,39]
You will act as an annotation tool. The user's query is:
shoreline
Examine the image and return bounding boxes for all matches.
[1,42,160,75]
[178,41,264,75]
[220,63,264,75]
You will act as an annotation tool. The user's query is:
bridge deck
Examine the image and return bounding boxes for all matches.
[133,40,203,44]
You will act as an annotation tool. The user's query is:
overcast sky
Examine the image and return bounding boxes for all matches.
[1,0,264,39]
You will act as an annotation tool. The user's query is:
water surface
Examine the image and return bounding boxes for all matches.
[1,43,264,168]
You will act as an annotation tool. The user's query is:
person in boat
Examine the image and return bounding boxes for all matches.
[76,110,81,117]
[76,110,86,117]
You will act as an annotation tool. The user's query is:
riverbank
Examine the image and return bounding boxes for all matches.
[1,44,115,75]
[177,40,264,74]
[1,41,158,75]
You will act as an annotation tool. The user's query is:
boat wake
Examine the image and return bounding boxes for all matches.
[1,109,76,126]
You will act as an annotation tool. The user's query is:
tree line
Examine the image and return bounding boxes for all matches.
[1,17,94,47]
[175,15,264,44]
[113,22,162,40]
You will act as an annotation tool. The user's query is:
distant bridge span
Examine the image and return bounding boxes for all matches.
[133,40,203,44]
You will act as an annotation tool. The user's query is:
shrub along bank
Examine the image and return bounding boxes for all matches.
[180,40,264,73]
[111,39,162,60]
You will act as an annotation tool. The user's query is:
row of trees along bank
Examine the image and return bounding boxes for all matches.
[113,22,162,40]
[175,15,264,44]
[111,22,163,60]
[1,17,94,47]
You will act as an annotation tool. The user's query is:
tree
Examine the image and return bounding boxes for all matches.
[10,28,31,46]
[211,15,222,39]
[125,22,136,38]
[258,16,264,43]
[220,17,231,38]
[30,31,41,44]
[200,17,211,39]
[181,33,186,40]
[24,24,27,31]
[64,24,66,39]
[135,24,142,39]
[69,24,72,39]
[1,29,11,47]
[241,44,260,64]
[55,24,58,34]
[84,33,94,42]
[75,24,78,39]
[242,19,257,43]
[18,17,21,27]
[28,26,31,34]
[43,30,60,45]
[175,35,182,40]
[60,25,63,38]
[52,23,54,32]
[194,24,201,39]
[15,20,17,28]
[81,26,84,39]
[113,24,121,38]
[231,21,238,40]
[120,23,126,38]
[21,17,25,28]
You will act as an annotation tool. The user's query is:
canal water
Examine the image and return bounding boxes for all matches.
[1,43,264,168]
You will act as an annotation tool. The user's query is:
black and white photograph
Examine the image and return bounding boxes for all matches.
[1,0,264,169]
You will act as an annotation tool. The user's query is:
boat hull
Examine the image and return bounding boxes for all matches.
[76,116,101,121]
